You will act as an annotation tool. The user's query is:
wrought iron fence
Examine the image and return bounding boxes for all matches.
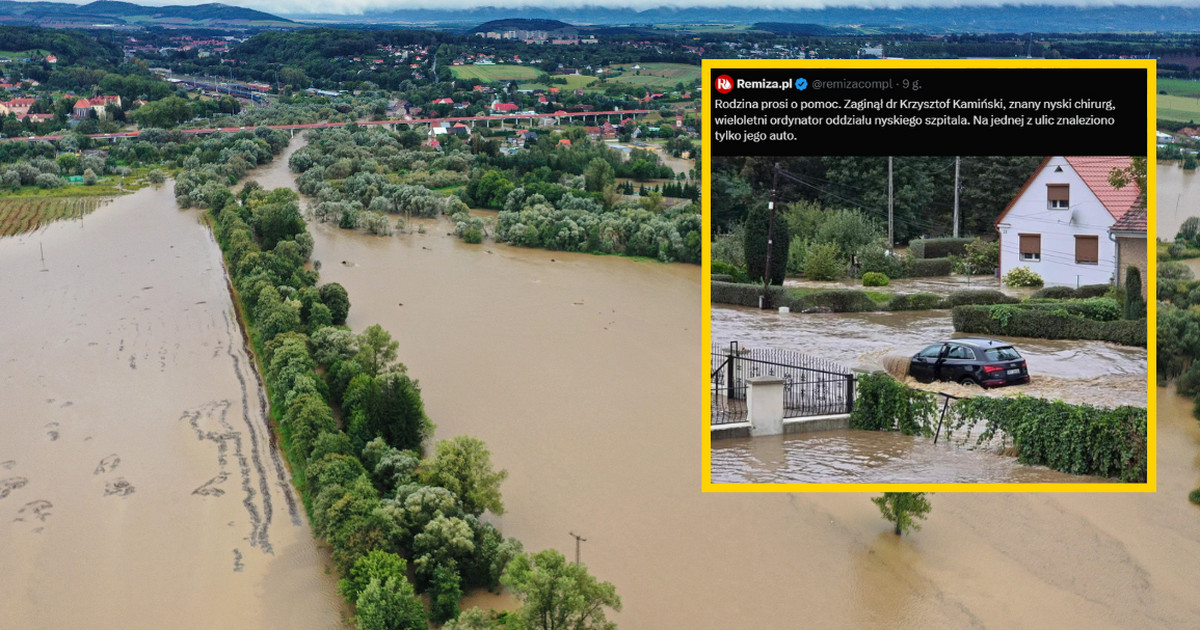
[711,342,855,426]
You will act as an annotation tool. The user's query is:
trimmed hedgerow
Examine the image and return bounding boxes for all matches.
[905,257,953,277]
[943,289,1020,307]
[909,237,974,259]
[952,305,1145,346]
[887,292,944,311]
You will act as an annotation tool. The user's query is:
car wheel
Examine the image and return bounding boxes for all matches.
[959,376,981,388]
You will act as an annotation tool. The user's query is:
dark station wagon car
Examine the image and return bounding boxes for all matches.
[909,338,1029,388]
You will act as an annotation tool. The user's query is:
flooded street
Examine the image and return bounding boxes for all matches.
[0,180,343,628]
[711,304,1147,408]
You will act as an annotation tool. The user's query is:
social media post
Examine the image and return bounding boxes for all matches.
[702,60,1155,492]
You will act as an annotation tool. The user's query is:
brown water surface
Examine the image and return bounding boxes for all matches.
[0,181,344,628]
[250,142,1199,629]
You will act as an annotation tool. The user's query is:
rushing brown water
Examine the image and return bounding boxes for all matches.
[1157,161,1200,241]
[0,181,344,628]
[712,305,1147,408]
[246,142,1200,629]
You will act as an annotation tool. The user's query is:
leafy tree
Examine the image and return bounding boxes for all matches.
[355,576,427,630]
[501,549,621,630]
[583,158,615,193]
[419,436,507,516]
[871,492,932,536]
[743,201,789,285]
[340,549,409,604]
[429,561,464,624]
[356,324,400,377]
[319,282,351,325]
[443,607,493,630]
[802,242,842,281]
[130,96,193,128]
[1177,217,1199,243]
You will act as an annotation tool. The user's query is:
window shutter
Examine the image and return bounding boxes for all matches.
[1075,235,1098,264]
[1019,234,1041,255]
[1047,184,1069,201]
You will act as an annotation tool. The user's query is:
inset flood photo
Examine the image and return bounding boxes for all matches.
[707,154,1150,487]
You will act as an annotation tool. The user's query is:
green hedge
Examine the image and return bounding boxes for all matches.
[851,373,936,435]
[710,282,881,313]
[943,289,1020,307]
[1031,284,1112,300]
[905,256,953,277]
[1020,297,1122,322]
[711,281,786,307]
[887,292,944,311]
[711,274,734,282]
[952,305,1146,346]
[952,396,1146,482]
[909,237,974,259]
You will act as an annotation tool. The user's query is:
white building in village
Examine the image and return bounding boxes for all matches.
[995,156,1140,288]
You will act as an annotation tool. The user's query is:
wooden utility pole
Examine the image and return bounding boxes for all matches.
[887,156,894,249]
[953,156,960,238]
[569,531,587,565]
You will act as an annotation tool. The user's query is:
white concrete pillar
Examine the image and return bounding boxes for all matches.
[748,376,785,437]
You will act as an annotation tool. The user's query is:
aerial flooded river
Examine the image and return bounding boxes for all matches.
[0,178,343,627]
[233,140,1200,628]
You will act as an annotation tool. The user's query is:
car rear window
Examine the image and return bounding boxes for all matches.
[984,346,1021,361]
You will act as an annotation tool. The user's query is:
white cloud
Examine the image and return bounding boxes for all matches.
[66,0,1200,16]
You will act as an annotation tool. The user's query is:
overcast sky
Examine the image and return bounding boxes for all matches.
[71,0,1200,16]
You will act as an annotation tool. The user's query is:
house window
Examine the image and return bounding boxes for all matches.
[1019,233,1041,262]
[1047,184,1069,210]
[1075,235,1099,265]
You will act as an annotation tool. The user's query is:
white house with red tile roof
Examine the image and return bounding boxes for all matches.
[995,156,1139,287]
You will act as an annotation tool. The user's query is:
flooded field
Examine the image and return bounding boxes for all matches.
[233,142,1200,629]
[1157,160,1200,241]
[711,304,1147,408]
[0,181,343,628]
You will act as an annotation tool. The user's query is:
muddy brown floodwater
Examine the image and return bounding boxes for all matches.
[0,180,344,628]
[240,140,1200,629]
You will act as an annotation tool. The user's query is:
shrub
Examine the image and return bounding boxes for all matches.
[711,274,733,282]
[1077,284,1112,299]
[909,237,974,259]
[856,242,905,279]
[785,238,807,275]
[905,256,953,277]
[462,227,483,244]
[711,281,785,307]
[942,290,1019,307]
[803,242,842,281]
[1003,266,1044,287]
[951,305,1145,346]
[1031,286,1078,300]
[954,238,1000,275]
[711,260,750,283]
[34,172,63,189]
[887,293,944,311]
[1125,266,1145,319]
[1190,488,1200,506]
[815,209,881,257]
[785,289,879,313]
[711,225,744,268]
[851,373,936,435]
[862,272,889,287]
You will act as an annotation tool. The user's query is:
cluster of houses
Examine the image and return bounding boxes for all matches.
[0,97,53,123]
[71,95,123,120]
[474,29,598,45]
[996,155,1146,294]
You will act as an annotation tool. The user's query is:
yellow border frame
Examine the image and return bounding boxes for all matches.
[701,58,1156,493]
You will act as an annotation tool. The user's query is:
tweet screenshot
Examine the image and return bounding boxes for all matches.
[702,60,1154,492]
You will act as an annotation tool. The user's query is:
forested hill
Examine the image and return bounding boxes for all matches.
[0,0,298,29]
[470,19,573,33]
[0,26,121,65]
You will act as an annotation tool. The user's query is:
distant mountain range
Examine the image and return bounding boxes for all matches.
[293,4,1200,34]
[0,1,297,29]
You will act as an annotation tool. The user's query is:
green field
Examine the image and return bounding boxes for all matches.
[0,196,101,237]
[450,64,542,82]
[1158,78,1200,97]
[606,63,701,90]
[518,74,598,92]
[1158,94,1200,123]
[0,49,49,60]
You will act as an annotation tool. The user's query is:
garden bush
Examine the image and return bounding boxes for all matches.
[909,237,974,259]
[852,373,936,435]
[711,260,750,283]
[905,256,953,277]
[786,289,879,313]
[952,305,1145,346]
[1003,266,1044,287]
[856,242,905,279]
[803,242,842,281]
[862,272,889,287]
[711,281,784,307]
[943,289,1019,307]
[1031,286,1078,300]
[887,293,944,311]
[711,274,733,283]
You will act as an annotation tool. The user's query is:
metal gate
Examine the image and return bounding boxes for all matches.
[711,342,854,425]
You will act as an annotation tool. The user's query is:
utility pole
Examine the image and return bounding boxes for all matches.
[953,156,960,238]
[761,162,780,309]
[887,156,894,250]
[569,531,587,565]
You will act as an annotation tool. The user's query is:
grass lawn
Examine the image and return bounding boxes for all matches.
[450,64,541,82]
[606,63,700,90]
[1158,78,1200,98]
[1157,93,1200,123]
[0,49,48,60]
[518,74,597,92]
